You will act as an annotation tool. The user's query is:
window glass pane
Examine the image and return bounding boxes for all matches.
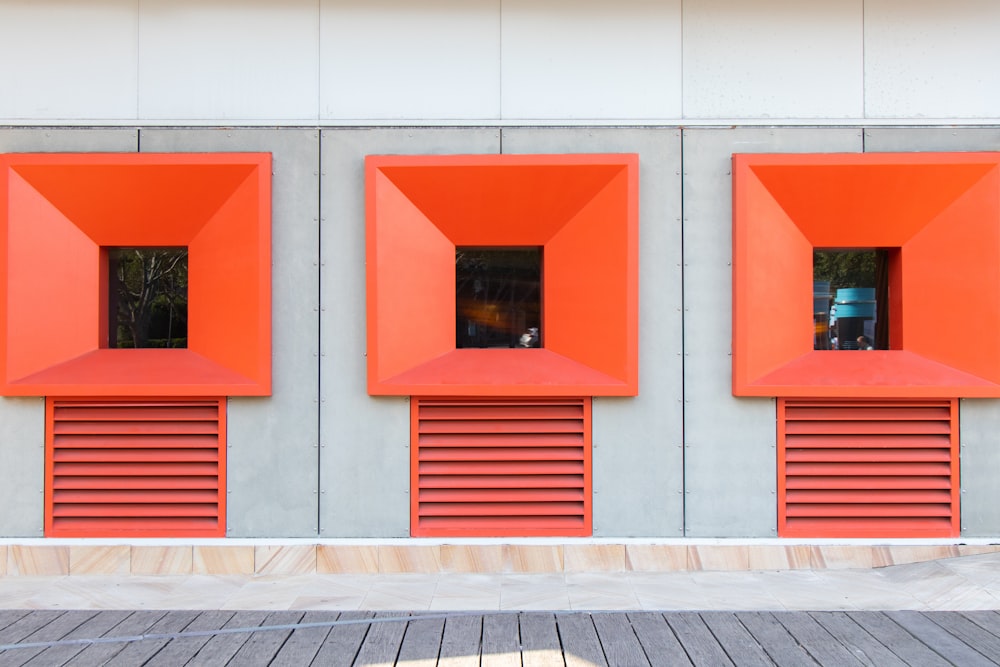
[814,249,889,350]
[456,247,541,348]
[108,247,188,349]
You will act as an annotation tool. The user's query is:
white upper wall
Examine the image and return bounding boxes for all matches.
[0,0,998,123]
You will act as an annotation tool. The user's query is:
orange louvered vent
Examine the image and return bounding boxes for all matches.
[412,397,591,537]
[46,398,226,537]
[778,399,959,538]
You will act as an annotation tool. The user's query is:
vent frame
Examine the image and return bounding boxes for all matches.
[45,397,226,537]
[411,397,592,537]
[777,398,959,538]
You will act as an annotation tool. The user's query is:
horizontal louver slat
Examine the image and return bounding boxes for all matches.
[783,434,952,448]
[417,474,585,489]
[46,398,225,538]
[419,446,585,461]
[784,475,951,490]
[52,489,221,503]
[778,399,958,538]
[414,397,590,537]
[785,489,954,504]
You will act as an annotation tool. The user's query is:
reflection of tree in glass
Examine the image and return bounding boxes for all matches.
[113,248,188,349]
[813,250,876,288]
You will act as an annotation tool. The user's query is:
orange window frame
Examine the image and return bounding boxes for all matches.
[0,153,271,396]
[366,154,639,397]
[733,152,1000,398]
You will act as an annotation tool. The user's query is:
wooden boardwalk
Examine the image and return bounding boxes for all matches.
[0,609,998,665]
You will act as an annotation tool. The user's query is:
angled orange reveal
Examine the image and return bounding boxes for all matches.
[366,154,639,396]
[733,152,1000,397]
[0,153,272,396]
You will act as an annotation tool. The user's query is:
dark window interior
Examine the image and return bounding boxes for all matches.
[456,247,542,348]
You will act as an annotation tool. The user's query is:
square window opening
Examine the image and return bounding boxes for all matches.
[456,247,542,349]
[105,247,188,349]
[814,248,896,351]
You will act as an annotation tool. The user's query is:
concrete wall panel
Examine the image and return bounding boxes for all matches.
[319,128,501,536]
[140,128,321,537]
[865,0,1000,119]
[320,0,500,121]
[0,397,45,536]
[682,0,863,119]
[501,128,684,536]
[0,2,138,121]
[958,400,1000,535]
[0,129,139,536]
[501,0,681,120]
[863,127,1000,153]
[139,0,319,121]
[681,127,863,537]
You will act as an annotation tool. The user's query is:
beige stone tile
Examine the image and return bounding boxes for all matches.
[69,545,131,576]
[0,546,7,576]
[255,545,316,575]
[317,545,378,574]
[440,545,503,573]
[193,546,255,575]
[873,545,959,567]
[131,546,193,575]
[956,545,1000,557]
[379,545,441,574]
[625,545,688,572]
[810,545,875,569]
[747,545,812,571]
[503,545,563,573]
[688,545,750,571]
[9,546,70,576]
[564,544,626,573]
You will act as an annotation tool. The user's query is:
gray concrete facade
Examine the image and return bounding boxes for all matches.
[0,125,997,539]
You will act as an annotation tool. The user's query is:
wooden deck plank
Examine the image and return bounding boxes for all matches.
[395,615,445,667]
[311,611,374,667]
[733,612,818,666]
[0,611,74,647]
[267,610,339,666]
[626,612,692,666]
[699,612,772,667]
[885,611,997,667]
[519,613,564,667]
[0,611,98,667]
[923,611,1000,660]
[665,612,734,666]
[482,613,521,667]
[844,612,952,667]
[592,612,650,667]
[225,610,306,667]
[556,613,608,667]
[64,610,172,666]
[961,611,1000,639]
[0,614,30,635]
[182,610,270,666]
[99,610,201,667]
[772,611,867,666]
[352,611,409,667]
[808,611,908,667]
[140,610,236,666]
[438,614,482,666]
[21,610,132,667]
